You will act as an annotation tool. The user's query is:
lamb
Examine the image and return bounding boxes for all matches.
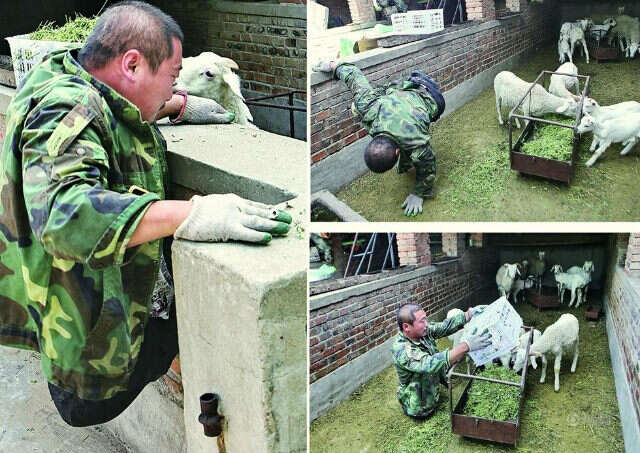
[562,23,590,64]
[174,52,255,126]
[587,18,616,46]
[496,263,521,302]
[551,264,587,307]
[531,251,546,294]
[582,98,640,122]
[518,259,529,279]
[446,308,471,373]
[511,276,535,304]
[577,113,640,167]
[558,35,572,64]
[512,328,544,373]
[567,261,595,304]
[494,71,577,129]
[528,314,579,392]
[608,15,640,54]
[549,62,580,100]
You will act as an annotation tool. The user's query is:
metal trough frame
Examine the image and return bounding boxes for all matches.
[527,287,562,310]
[588,29,620,63]
[508,71,591,184]
[448,327,535,446]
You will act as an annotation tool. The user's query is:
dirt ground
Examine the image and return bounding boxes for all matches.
[309,291,625,453]
[334,46,640,222]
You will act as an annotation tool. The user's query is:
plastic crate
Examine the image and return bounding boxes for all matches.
[6,35,75,86]
[391,9,444,35]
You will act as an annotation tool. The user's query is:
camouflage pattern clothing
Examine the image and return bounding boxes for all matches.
[391,311,467,418]
[335,63,438,198]
[374,0,409,24]
[0,47,169,400]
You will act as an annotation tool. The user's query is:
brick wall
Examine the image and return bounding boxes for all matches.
[152,1,306,98]
[397,233,431,266]
[607,233,640,429]
[309,239,496,383]
[310,0,557,163]
[625,233,640,278]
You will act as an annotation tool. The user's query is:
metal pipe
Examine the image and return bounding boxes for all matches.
[289,91,295,139]
[242,102,306,112]
[198,393,224,437]
[449,372,522,387]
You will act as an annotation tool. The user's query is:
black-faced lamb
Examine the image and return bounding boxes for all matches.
[494,72,577,129]
[528,313,579,392]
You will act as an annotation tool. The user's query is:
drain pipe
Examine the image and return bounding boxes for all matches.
[198,393,226,452]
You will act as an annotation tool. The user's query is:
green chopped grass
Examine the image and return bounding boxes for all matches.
[30,15,97,43]
[520,114,575,161]
[461,364,521,421]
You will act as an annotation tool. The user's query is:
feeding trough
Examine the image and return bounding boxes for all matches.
[588,29,619,63]
[509,70,591,184]
[448,327,535,446]
[527,286,562,310]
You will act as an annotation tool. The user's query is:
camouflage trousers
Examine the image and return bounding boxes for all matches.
[398,143,437,198]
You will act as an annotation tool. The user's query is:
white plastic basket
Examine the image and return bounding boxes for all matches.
[391,9,444,35]
[6,35,75,86]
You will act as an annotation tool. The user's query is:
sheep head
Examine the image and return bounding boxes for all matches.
[603,17,616,28]
[538,251,545,260]
[505,263,520,279]
[551,264,563,274]
[584,261,595,273]
[582,97,599,116]
[577,114,595,134]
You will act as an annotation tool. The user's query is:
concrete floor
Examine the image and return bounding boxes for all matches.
[0,346,132,453]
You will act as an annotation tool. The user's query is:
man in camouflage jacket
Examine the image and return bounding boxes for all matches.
[313,61,445,216]
[0,2,291,426]
[391,303,490,418]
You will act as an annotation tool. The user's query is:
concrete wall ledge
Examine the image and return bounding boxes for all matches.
[310,265,438,311]
[214,1,307,19]
[310,19,503,86]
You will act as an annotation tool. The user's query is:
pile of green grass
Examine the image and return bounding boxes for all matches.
[520,115,575,161]
[30,15,97,43]
[461,364,521,421]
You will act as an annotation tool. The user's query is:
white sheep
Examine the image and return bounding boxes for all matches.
[496,263,521,302]
[512,276,535,304]
[528,314,579,392]
[582,98,640,122]
[494,71,577,129]
[567,261,595,304]
[558,35,573,64]
[564,25,590,64]
[587,18,616,46]
[608,15,640,53]
[512,328,544,373]
[577,113,640,167]
[549,62,580,100]
[531,251,546,294]
[446,308,471,373]
[174,52,255,126]
[551,264,587,307]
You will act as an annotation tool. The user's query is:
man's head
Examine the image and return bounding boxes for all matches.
[397,303,427,340]
[78,1,184,122]
[364,135,400,173]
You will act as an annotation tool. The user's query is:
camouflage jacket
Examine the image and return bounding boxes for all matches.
[391,311,467,418]
[0,48,168,400]
[335,64,439,197]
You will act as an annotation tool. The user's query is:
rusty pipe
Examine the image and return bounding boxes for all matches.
[198,393,224,437]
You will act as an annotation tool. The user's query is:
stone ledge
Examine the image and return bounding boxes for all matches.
[214,0,307,19]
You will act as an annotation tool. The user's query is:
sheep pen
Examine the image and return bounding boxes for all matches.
[309,299,623,453]
[332,47,640,221]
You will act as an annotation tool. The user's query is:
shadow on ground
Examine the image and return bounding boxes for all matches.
[336,46,640,221]
[310,290,624,453]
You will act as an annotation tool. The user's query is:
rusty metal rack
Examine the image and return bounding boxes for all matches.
[509,70,590,184]
[448,326,535,446]
[527,287,562,310]
[588,29,620,63]
[244,90,306,138]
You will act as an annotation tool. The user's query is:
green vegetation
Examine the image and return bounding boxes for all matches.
[30,15,97,43]
[462,364,520,421]
[520,115,575,161]
[310,301,624,453]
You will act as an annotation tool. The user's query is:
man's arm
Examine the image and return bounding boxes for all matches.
[427,311,467,339]
[128,200,192,247]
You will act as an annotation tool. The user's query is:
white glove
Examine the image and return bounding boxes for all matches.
[402,193,424,216]
[173,93,235,124]
[462,327,492,352]
[174,194,292,244]
[312,60,335,73]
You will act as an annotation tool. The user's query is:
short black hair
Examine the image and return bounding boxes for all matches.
[397,303,422,332]
[78,1,184,73]
[364,135,399,173]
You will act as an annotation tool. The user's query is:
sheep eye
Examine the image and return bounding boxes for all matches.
[204,70,215,79]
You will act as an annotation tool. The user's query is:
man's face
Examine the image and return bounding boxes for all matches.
[404,309,427,340]
[135,37,183,122]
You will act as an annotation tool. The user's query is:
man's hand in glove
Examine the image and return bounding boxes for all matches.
[466,304,489,321]
[171,92,235,124]
[312,60,338,73]
[174,194,292,244]
[402,193,424,216]
[463,328,492,352]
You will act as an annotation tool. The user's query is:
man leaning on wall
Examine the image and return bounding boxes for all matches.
[392,303,490,419]
[0,1,292,427]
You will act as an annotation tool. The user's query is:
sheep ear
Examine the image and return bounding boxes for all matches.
[219,57,240,71]
[221,67,245,100]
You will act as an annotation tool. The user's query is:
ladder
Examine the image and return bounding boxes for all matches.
[344,233,397,278]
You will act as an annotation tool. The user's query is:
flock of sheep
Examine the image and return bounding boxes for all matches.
[446,253,594,392]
